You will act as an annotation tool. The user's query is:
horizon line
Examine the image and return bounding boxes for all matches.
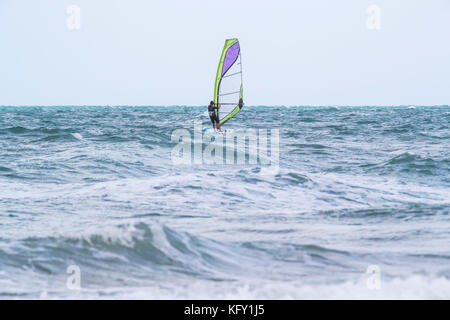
[0,104,449,108]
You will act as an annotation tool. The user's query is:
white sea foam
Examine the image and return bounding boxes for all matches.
[72,133,83,140]
[34,276,450,300]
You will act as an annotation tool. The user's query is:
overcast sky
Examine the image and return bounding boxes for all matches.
[0,0,449,106]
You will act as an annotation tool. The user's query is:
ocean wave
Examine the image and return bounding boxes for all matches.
[0,126,71,135]
[0,222,256,281]
[317,203,450,220]
[361,152,449,176]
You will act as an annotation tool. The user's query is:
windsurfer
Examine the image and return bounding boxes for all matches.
[208,101,222,132]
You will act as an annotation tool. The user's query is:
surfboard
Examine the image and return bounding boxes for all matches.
[203,127,234,134]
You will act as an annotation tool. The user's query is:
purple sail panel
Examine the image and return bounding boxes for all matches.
[222,42,240,76]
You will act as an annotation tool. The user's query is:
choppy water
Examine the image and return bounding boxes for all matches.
[0,105,449,299]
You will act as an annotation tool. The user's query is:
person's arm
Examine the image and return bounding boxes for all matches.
[218,103,221,110]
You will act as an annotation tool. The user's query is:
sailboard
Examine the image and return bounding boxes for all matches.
[213,38,244,126]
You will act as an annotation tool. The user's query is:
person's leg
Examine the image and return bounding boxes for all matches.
[214,112,222,132]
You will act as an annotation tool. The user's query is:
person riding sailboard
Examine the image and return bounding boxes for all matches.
[207,38,244,132]
[208,101,223,132]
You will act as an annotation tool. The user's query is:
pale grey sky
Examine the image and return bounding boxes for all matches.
[0,0,449,106]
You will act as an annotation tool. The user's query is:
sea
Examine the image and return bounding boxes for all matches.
[0,105,449,299]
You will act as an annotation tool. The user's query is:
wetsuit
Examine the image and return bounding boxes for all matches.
[208,103,220,124]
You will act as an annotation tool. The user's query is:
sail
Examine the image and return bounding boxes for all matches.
[213,38,244,125]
